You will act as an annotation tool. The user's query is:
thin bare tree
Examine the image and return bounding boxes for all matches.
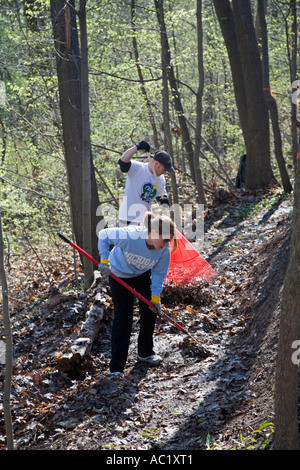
[0,215,14,450]
[131,0,159,149]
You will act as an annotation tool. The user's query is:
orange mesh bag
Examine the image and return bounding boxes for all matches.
[164,229,217,286]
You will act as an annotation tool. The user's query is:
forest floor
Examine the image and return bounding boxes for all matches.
[0,185,294,453]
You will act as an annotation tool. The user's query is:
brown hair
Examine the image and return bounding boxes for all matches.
[144,212,177,251]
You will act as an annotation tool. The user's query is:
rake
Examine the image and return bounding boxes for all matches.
[57,232,201,344]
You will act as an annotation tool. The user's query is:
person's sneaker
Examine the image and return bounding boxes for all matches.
[110,371,124,379]
[138,354,162,366]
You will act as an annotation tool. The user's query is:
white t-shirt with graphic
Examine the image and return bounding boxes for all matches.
[118,160,166,224]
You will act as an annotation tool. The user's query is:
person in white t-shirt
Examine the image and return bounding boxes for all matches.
[118,141,175,225]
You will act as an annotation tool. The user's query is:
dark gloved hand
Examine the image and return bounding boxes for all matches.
[98,259,111,277]
[136,141,150,152]
[150,295,161,315]
[157,196,170,206]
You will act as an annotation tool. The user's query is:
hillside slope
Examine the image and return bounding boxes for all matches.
[0,187,293,450]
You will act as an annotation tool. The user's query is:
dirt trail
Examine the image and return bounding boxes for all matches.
[0,188,293,450]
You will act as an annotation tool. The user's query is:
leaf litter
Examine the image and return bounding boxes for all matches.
[0,186,293,450]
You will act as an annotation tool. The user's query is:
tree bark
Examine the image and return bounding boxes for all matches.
[154,0,206,208]
[213,0,249,141]
[153,0,179,212]
[232,0,274,189]
[154,0,195,183]
[290,0,298,167]
[0,215,14,450]
[56,287,106,374]
[274,156,300,449]
[214,0,274,189]
[78,0,94,289]
[131,0,159,149]
[257,0,292,193]
[194,0,206,206]
[50,0,99,265]
[232,0,273,189]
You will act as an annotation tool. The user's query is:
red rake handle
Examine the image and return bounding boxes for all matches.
[57,233,187,334]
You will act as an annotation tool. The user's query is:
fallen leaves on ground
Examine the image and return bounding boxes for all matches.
[0,186,293,450]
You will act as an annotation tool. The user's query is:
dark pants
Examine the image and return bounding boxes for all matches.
[108,270,156,373]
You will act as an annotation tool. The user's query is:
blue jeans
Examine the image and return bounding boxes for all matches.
[108,270,156,373]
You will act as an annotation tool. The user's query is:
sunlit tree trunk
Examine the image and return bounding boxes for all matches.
[232,0,274,189]
[194,0,206,205]
[0,215,14,450]
[131,0,159,149]
[50,0,99,269]
[214,0,274,190]
[154,0,195,184]
[78,0,93,288]
[274,156,300,449]
[154,0,205,206]
[257,0,292,193]
[154,0,179,209]
[290,0,298,167]
[213,0,249,143]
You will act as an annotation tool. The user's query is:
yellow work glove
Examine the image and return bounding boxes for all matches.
[150,295,161,314]
[98,259,111,277]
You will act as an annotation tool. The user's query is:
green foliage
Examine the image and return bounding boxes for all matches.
[0,0,296,255]
[140,427,159,440]
[0,163,70,253]
[203,420,274,450]
[230,421,274,450]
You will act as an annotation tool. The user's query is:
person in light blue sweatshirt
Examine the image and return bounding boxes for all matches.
[98,212,176,377]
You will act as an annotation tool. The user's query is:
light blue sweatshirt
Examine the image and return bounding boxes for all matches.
[98,225,170,297]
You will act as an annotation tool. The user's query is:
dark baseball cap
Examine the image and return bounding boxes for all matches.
[153,151,175,173]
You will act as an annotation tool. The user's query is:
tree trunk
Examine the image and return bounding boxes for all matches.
[274,156,300,449]
[232,0,274,189]
[154,0,206,207]
[78,0,94,289]
[131,0,159,149]
[154,0,179,213]
[50,0,99,265]
[290,0,298,167]
[194,0,206,206]
[0,215,14,450]
[267,97,293,192]
[257,0,292,193]
[154,0,195,184]
[213,0,249,141]
[214,0,274,190]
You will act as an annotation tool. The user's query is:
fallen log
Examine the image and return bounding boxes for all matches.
[56,291,107,374]
[41,287,77,313]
